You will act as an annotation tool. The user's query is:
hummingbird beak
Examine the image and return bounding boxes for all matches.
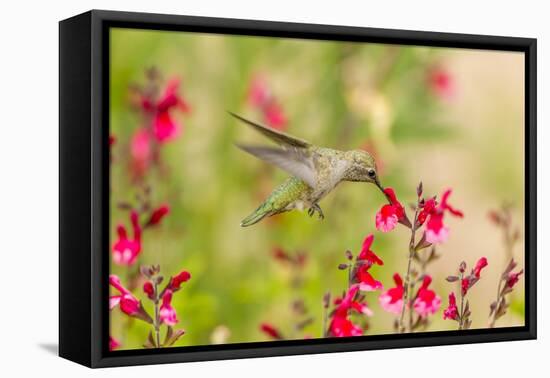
[375,178,384,193]
[375,178,392,202]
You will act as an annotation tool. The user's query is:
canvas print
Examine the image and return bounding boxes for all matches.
[108,28,525,351]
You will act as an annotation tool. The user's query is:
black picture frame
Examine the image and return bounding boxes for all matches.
[59,9,537,368]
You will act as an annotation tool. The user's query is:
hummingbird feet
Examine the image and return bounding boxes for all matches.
[308,204,325,220]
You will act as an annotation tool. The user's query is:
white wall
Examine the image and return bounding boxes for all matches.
[0,0,545,376]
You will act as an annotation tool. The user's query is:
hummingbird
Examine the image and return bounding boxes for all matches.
[231,112,384,227]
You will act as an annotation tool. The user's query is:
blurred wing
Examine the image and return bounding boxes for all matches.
[236,144,316,188]
[229,112,311,148]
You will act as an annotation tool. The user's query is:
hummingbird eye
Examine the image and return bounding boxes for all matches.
[367,169,376,178]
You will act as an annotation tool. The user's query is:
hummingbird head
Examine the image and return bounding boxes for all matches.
[344,150,384,192]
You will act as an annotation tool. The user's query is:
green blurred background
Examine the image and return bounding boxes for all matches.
[109,28,525,350]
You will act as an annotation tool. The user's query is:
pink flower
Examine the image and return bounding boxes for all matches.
[356,264,383,292]
[169,270,192,291]
[153,111,180,143]
[260,323,283,340]
[151,78,190,143]
[428,66,456,101]
[247,75,287,130]
[357,234,383,266]
[424,189,463,244]
[109,275,140,316]
[506,269,524,289]
[109,336,121,351]
[130,128,152,177]
[425,213,450,244]
[375,188,405,232]
[159,290,178,326]
[379,273,404,314]
[112,211,142,266]
[413,276,441,317]
[135,76,190,143]
[263,102,287,129]
[443,292,459,320]
[248,75,270,106]
[147,204,170,226]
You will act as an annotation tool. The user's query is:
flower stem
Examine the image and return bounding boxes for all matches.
[399,207,419,333]
[458,273,465,330]
[408,280,415,331]
[153,281,161,348]
[322,305,328,338]
[488,278,504,328]
[347,264,353,289]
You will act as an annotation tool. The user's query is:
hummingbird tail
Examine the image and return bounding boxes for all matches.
[240,206,271,227]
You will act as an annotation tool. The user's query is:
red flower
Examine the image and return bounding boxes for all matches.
[147,204,170,226]
[109,275,140,316]
[356,264,383,292]
[473,257,488,278]
[109,336,121,351]
[428,66,456,101]
[375,188,405,232]
[353,235,383,292]
[357,234,383,266]
[271,247,307,268]
[462,257,488,295]
[143,281,155,300]
[378,273,404,314]
[112,211,142,266]
[247,75,287,130]
[461,278,470,296]
[271,246,291,263]
[169,270,192,291]
[260,323,283,340]
[418,198,437,225]
[506,269,523,289]
[109,135,116,162]
[439,189,464,217]
[335,285,373,316]
[424,189,463,244]
[413,275,441,317]
[159,290,178,326]
[149,78,190,143]
[329,315,363,337]
[443,292,459,320]
[329,285,372,337]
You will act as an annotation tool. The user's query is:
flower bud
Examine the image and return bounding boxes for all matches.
[417,181,423,197]
[147,204,170,226]
[143,281,155,299]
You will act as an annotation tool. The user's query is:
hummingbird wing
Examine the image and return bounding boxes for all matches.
[236,144,317,188]
[229,112,311,148]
